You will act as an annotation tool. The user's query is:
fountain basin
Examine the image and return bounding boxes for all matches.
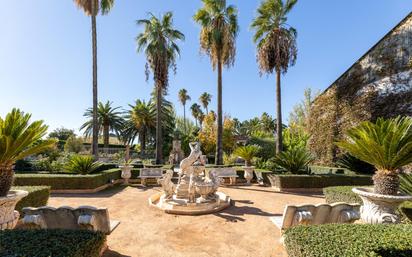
[149,191,231,215]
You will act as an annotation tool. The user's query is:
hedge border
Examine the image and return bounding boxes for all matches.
[12,186,51,213]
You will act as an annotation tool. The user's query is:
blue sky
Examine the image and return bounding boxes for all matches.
[1,1,411,134]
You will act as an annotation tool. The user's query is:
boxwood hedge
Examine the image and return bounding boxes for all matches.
[323,186,364,204]
[13,169,121,190]
[0,229,106,257]
[12,186,51,213]
[284,224,412,257]
[269,174,372,190]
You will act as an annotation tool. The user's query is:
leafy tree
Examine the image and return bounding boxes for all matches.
[74,0,115,158]
[198,112,236,155]
[0,109,56,196]
[289,88,319,131]
[251,0,298,154]
[194,0,239,165]
[336,117,412,195]
[178,89,191,132]
[64,136,84,153]
[199,92,212,114]
[48,127,76,141]
[80,101,124,150]
[136,12,184,164]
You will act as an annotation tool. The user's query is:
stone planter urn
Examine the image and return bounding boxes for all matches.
[352,187,412,224]
[0,190,28,230]
[119,165,132,185]
[243,166,255,185]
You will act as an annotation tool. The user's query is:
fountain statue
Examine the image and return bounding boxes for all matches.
[149,142,231,215]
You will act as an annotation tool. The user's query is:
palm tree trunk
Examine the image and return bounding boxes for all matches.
[0,165,14,197]
[125,145,130,161]
[140,130,146,158]
[91,1,99,159]
[155,86,163,164]
[206,106,208,115]
[183,104,186,133]
[103,124,109,152]
[216,58,223,165]
[275,68,283,154]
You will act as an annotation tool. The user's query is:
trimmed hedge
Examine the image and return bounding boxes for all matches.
[323,186,364,204]
[309,165,350,175]
[0,229,106,257]
[13,169,121,190]
[12,186,51,213]
[284,224,412,257]
[268,174,372,190]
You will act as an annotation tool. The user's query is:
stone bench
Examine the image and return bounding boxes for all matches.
[21,206,120,235]
[270,202,360,233]
[138,168,163,186]
[210,168,238,185]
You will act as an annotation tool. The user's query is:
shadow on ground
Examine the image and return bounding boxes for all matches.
[213,201,279,222]
[103,249,131,257]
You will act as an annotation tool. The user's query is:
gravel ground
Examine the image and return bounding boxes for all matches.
[48,185,324,257]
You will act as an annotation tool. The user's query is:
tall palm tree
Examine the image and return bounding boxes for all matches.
[194,0,239,165]
[136,12,184,164]
[251,0,298,154]
[81,101,124,151]
[199,92,212,114]
[190,103,202,127]
[178,89,191,132]
[127,100,156,158]
[74,0,115,159]
[198,109,205,127]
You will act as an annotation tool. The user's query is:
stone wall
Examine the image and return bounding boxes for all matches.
[308,13,412,165]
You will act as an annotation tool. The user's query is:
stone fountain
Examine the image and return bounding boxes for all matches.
[149,142,231,215]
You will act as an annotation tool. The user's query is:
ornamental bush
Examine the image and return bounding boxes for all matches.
[284,224,412,257]
[12,186,50,213]
[0,229,106,257]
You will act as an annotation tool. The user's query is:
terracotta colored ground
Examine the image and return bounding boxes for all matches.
[48,185,324,257]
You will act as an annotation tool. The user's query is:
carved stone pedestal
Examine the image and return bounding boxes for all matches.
[353,187,412,224]
[0,190,28,230]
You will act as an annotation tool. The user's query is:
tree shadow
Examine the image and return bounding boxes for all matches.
[228,186,325,199]
[213,202,279,222]
[102,249,131,257]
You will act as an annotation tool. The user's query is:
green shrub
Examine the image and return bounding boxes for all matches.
[272,147,313,174]
[13,169,121,190]
[64,136,84,153]
[400,173,412,195]
[249,137,275,160]
[309,165,348,175]
[284,224,412,257]
[0,229,106,257]
[233,145,260,166]
[65,155,102,174]
[323,186,363,204]
[12,186,50,213]
[269,174,372,189]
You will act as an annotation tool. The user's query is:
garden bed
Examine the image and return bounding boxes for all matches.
[0,229,106,257]
[284,224,412,257]
[268,174,372,192]
[12,186,51,213]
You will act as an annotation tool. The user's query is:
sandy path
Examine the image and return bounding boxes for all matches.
[48,185,324,257]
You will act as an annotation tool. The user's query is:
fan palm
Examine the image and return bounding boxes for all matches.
[136,12,184,164]
[0,109,56,196]
[80,101,124,150]
[191,103,202,127]
[127,100,156,157]
[199,92,212,114]
[251,0,298,154]
[234,145,261,166]
[178,89,191,132]
[194,0,239,165]
[73,0,115,158]
[336,117,412,195]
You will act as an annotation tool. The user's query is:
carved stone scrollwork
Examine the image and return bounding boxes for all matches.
[293,210,312,225]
